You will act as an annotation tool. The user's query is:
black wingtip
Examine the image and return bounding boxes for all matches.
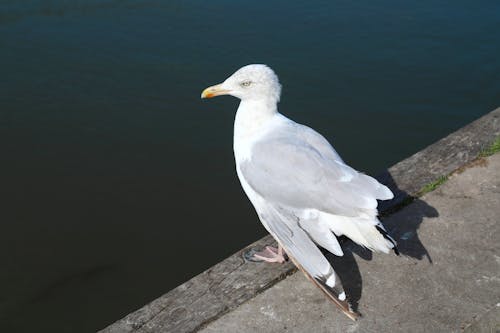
[290,256,360,321]
[314,277,360,321]
[376,225,399,255]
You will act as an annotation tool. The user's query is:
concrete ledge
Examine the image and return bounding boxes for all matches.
[100,107,500,333]
[200,153,500,332]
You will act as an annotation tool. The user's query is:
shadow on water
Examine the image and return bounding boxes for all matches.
[326,171,439,313]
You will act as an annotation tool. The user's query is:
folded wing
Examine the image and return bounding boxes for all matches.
[240,121,393,219]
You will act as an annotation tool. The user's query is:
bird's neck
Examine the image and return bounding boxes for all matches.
[234,99,278,141]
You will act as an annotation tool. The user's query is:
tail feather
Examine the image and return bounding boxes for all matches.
[319,212,396,254]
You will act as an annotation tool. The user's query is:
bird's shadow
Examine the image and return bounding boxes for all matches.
[324,172,439,313]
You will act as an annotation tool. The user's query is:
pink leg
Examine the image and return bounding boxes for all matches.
[252,245,287,263]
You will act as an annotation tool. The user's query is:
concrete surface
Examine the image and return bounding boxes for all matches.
[100,108,500,333]
[199,153,500,333]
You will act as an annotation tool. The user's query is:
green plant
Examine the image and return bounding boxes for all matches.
[418,175,449,196]
[478,136,500,157]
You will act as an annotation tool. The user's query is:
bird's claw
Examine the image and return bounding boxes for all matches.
[244,246,287,263]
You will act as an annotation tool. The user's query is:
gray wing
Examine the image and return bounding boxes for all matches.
[241,121,393,217]
[257,200,357,318]
[258,202,332,278]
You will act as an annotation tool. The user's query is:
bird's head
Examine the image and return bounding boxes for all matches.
[201,64,281,103]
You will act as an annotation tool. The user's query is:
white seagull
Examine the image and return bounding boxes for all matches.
[201,64,398,320]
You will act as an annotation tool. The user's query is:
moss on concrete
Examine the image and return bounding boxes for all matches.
[418,175,449,196]
[478,136,500,157]
[415,137,499,197]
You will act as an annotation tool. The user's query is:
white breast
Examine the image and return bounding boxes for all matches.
[233,100,279,163]
[232,100,280,221]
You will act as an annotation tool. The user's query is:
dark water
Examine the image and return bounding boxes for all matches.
[1,1,499,331]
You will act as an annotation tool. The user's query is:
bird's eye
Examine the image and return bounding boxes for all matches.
[240,80,252,87]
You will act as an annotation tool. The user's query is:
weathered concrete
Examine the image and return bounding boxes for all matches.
[100,235,295,333]
[200,153,500,333]
[100,107,500,333]
[377,107,500,211]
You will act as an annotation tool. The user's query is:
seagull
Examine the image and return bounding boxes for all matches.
[201,64,398,320]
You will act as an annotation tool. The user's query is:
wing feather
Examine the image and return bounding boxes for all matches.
[241,120,392,217]
[256,201,358,319]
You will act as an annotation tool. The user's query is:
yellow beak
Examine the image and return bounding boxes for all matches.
[201,84,230,99]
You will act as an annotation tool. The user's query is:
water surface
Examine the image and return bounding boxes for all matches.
[1,1,499,331]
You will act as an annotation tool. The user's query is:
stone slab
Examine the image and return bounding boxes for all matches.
[100,107,499,333]
[200,153,500,333]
